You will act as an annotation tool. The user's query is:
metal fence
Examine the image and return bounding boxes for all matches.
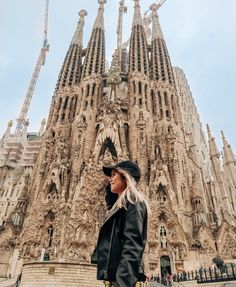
[174,263,236,283]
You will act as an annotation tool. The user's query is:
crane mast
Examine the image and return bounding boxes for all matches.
[15,0,49,135]
[117,0,127,66]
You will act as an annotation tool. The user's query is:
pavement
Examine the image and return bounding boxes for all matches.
[148,282,167,287]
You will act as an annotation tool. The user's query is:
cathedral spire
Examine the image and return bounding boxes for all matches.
[71,10,88,45]
[221,131,236,165]
[128,0,149,75]
[56,10,87,90]
[207,124,220,158]
[132,0,143,27]
[149,3,174,85]
[81,0,106,79]
[150,3,164,40]
[0,120,13,147]
[93,0,106,30]
[207,125,233,214]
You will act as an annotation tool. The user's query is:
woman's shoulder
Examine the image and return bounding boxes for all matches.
[126,200,147,216]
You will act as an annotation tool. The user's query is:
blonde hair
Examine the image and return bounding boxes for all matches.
[111,168,150,215]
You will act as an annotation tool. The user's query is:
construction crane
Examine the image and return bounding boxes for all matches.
[144,0,166,43]
[15,0,49,135]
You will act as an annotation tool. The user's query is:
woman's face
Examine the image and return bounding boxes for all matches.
[109,170,127,194]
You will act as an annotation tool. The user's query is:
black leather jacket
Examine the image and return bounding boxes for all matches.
[92,187,147,287]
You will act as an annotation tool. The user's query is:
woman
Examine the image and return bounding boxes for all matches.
[92,160,149,287]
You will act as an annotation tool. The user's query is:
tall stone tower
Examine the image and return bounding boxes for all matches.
[1,0,236,280]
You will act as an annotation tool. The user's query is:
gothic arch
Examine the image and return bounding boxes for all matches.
[44,210,55,222]
[46,182,58,200]
[98,137,118,160]
[156,183,168,202]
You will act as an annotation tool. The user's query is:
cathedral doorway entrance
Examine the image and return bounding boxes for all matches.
[160,255,171,277]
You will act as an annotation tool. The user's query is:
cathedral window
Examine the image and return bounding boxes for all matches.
[47,225,54,247]
[43,253,50,261]
[167,126,173,133]
[47,182,58,201]
[63,97,68,110]
[45,210,55,222]
[95,124,100,138]
[164,92,168,106]
[69,96,76,119]
[139,98,142,108]
[133,81,136,93]
[145,84,147,98]
[124,123,129,147]
[92,83,96,96]
[158,92,162,106]
[160,109,163,119]
[151,90,156,115]
[86,84,90,97]
[171,94,177,122]
[10,188,14,197]
[157,183,167,202]
[138,82,142,95]
[12,212,22,227]
[99,138,118,160]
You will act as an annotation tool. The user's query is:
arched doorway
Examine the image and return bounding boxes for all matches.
[160,255,171,278]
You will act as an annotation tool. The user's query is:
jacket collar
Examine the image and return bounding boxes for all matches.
[102,205,120,226]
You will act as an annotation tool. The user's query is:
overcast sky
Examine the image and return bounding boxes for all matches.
[0,0,235,153]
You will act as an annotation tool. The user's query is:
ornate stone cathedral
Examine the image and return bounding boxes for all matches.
[0,0,235,283]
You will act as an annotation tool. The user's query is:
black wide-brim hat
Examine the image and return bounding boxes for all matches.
[103,160,141,182]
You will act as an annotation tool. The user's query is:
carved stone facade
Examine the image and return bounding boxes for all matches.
[0,0,235,281]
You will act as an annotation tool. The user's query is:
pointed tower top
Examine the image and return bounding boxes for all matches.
[0,120,12,146]
[5,120,13,137]
[150,3,164,40]
[8,120,13,128]
[93,0,106,30]
[221,131,236,164]
[206,123,212,138]
[71,10,88,45]
[207,124,220,158]
[132,0,143,27]
[221,130,225,139]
